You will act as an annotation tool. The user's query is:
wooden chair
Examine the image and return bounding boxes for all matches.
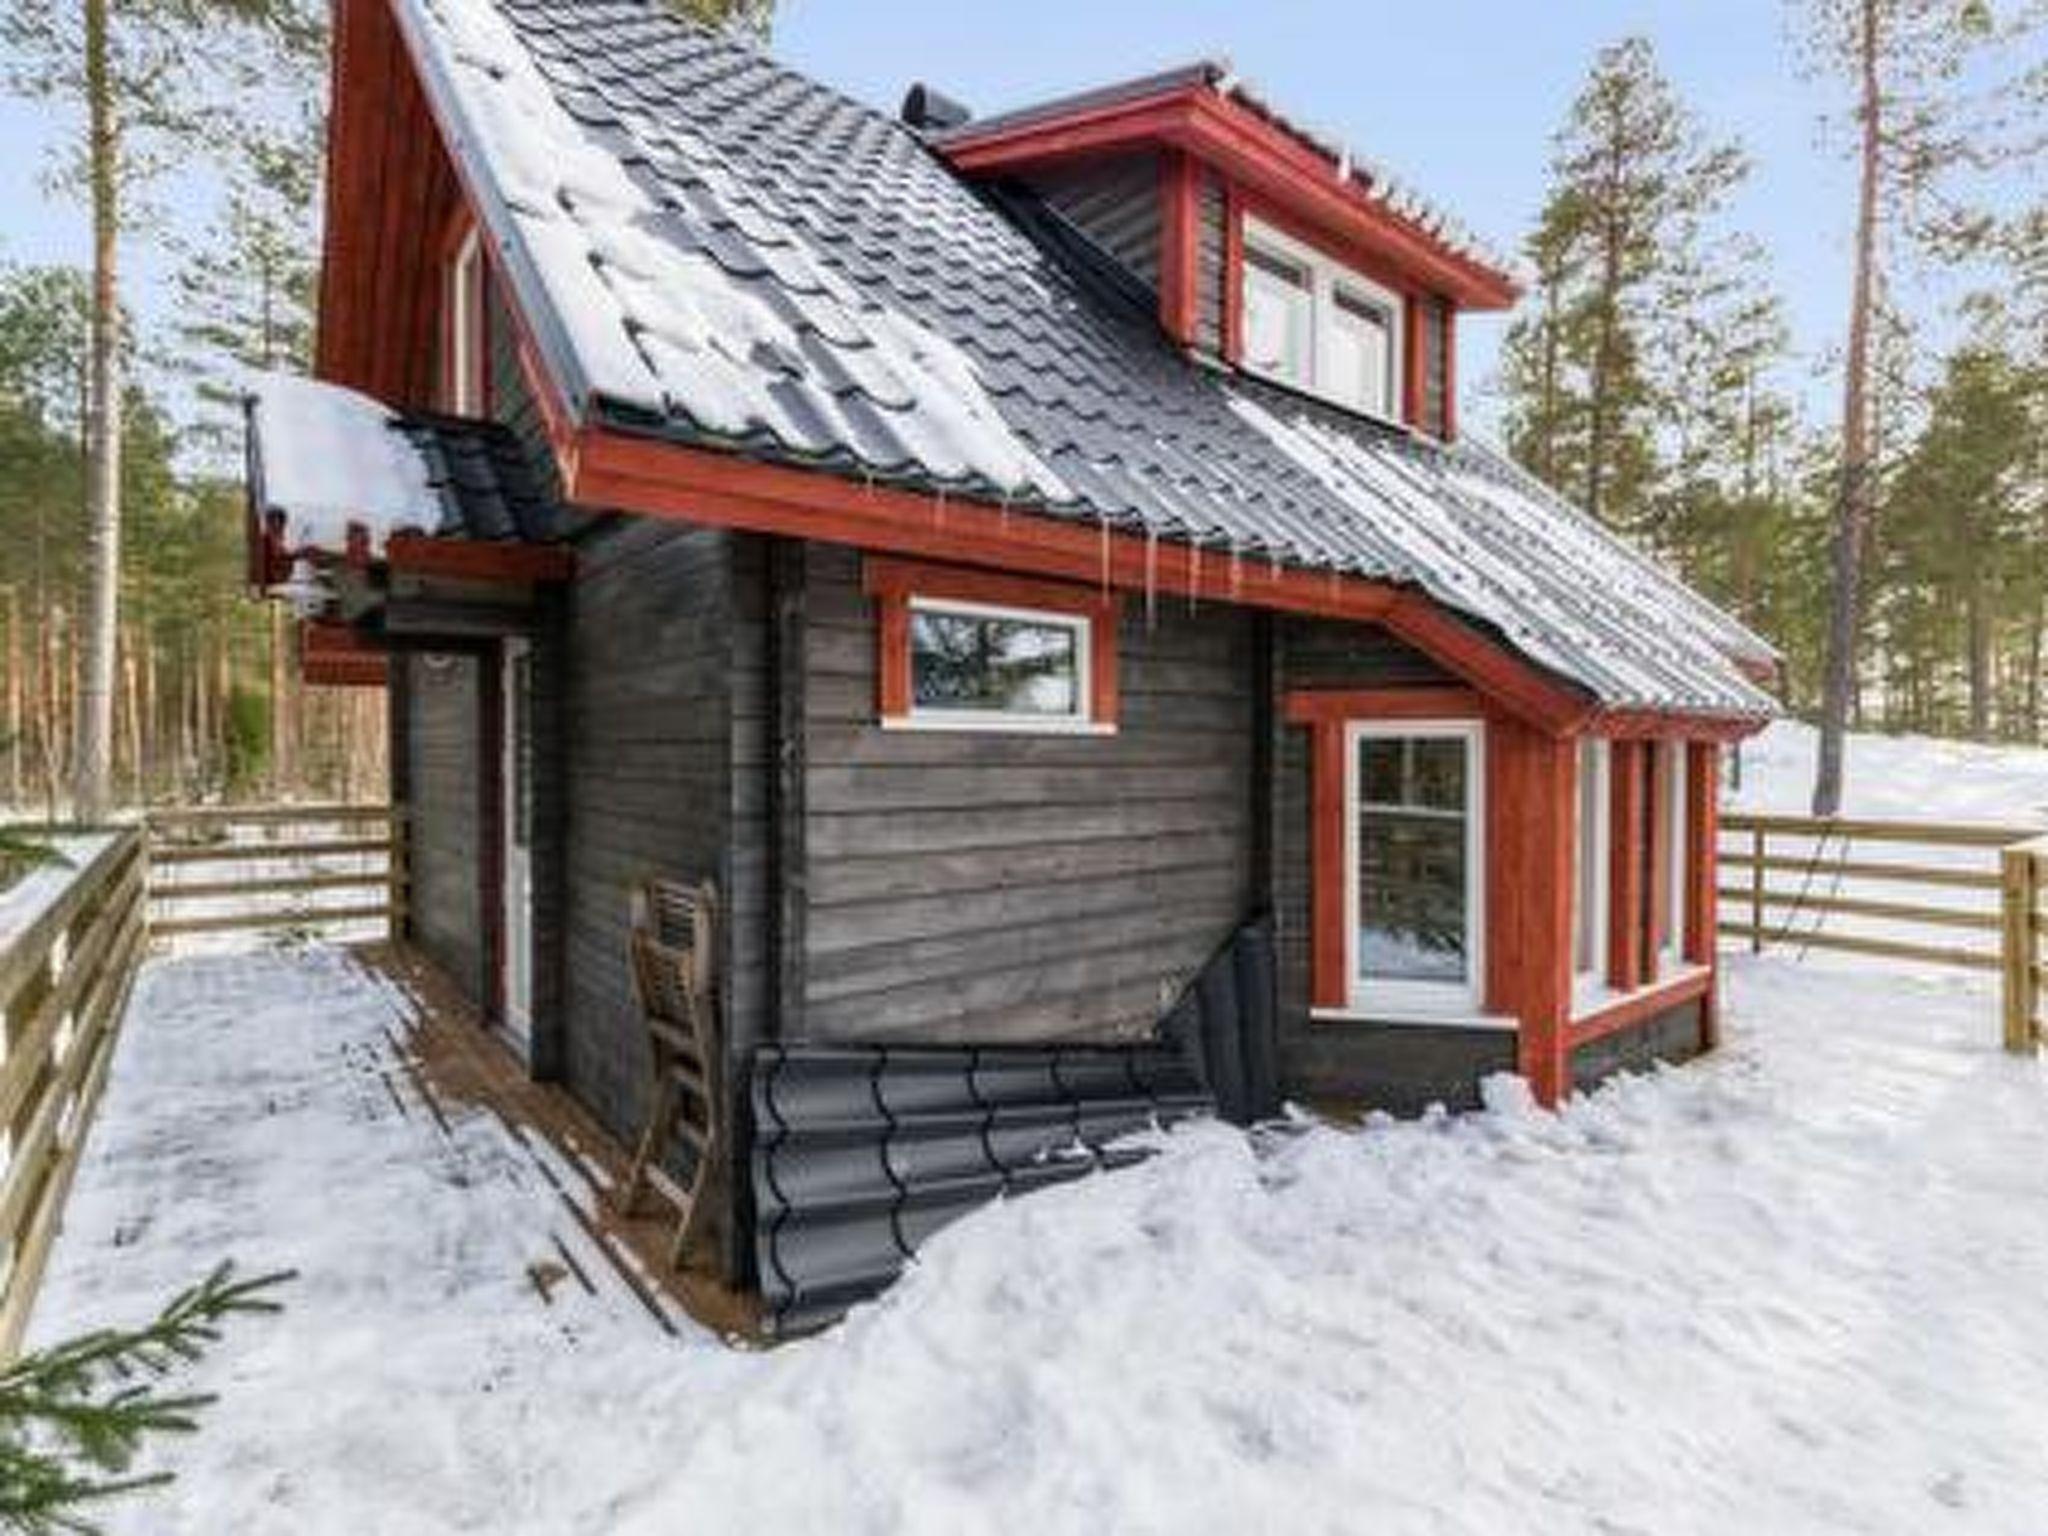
[617,878,721,1269]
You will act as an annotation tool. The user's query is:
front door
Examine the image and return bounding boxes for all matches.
[501,637,534,1051]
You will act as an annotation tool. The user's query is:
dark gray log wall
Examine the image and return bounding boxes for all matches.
[795,544,1257,1045]
[1027,153,1162,293]
[553,520,740,1144]
[402,652,486,1003]
[1272,617,1516,1106]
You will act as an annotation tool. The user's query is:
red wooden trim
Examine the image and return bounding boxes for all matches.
[1282,686,1483,724]
[570,429,1597,734]
[1645,741,1670,964]
[875,592,910,718]
[1091,611,1120,725]
[1309,720,1347,1009]
[1158,151,1201,347]
[1565,967,1712,1051]
[862,554,1116,619]
[1589,708,1766,743]
[939,86,1520,309]
[1221,189,1245,363]
[303,653,389,688]
[1488,718,1574,1105]
[1608,740,1646,991]
[1441,306,1458,443]
[384,534,576,584]
[1685,742,1719,967]
[864,555,1122,724]
[1402,293,1426,431]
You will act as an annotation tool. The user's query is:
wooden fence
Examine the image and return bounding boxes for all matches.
[1719,810,2047,1055]
[146,804,406,941]
[0,830,148,1355]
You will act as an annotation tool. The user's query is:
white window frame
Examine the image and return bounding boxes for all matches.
[447,225,484,416]
[1660,744,1689,974]
[1342,718,1486,1019]
[896,594,1106,735]
[1240,215,1405,423]
[1572,739,1611,1007]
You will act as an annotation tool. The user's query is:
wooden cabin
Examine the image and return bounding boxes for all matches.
[248,0,1777,1329]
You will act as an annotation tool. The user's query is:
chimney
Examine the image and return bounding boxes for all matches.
[900,83,973,133]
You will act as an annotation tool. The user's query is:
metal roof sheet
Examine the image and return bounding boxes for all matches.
[393,0,1778,719]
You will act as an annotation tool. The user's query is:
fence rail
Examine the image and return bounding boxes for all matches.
[0,829,148,1356]
[1719,810,2047,1053]
[145,804,406,940]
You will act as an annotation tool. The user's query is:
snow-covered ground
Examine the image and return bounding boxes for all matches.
[26,725,2048,1534]
[1732,718,2048,826]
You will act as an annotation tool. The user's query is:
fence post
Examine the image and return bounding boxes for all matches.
[1750,824,1766,953]
[2003,843,2039,1054]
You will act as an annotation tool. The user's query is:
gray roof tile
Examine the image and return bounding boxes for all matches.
[397,0,1776,717]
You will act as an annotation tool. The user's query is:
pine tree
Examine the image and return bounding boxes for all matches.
[0,0,324,820]
[1802,0,2000,809]
[1498,37,1747,536]
[0,1264,288,1534]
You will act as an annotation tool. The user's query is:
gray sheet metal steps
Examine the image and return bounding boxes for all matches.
[749,917,1277,1333]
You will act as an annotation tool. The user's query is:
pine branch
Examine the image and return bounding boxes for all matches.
[0,1264,292,1534]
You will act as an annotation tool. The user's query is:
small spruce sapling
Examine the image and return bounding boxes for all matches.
[0,1263,291,1534]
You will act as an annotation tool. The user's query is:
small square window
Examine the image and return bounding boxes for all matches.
[1237,217,1405,423]
[909,600,1085,722]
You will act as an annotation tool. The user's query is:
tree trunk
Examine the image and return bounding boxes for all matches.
[1964,580,1992,739]
[2027,592,2045,742]
[269,604,297,798]
[1814,0,1881,817]
[74,0,123,822]
[4,589,19,811]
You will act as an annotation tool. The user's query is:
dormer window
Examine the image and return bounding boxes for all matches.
[1240,216,1403,421]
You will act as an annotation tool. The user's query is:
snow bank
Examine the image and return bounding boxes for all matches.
[1734,718,2048,828]
[34,939,2048,1534]
[248,373,439,560]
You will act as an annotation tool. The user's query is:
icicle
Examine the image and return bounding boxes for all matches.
[1099,513,1112,596]
[1186,540,1201,615]
[1143,529,1159,632]
[998,485,1013,531]
[1229,539,1244,599]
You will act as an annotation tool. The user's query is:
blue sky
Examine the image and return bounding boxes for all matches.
[0,0,1885,436]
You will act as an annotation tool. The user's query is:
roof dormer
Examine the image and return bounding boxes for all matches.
[923,62,1520,441]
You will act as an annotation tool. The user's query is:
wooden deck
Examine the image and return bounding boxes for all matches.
[357,941,761,1341]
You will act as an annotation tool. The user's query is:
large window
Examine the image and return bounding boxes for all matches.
[1239,216,1403,420]
[1573,739,1610,1001]
[1347,720,1484,1015]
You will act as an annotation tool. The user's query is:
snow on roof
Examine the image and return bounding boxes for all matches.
[248,373,438,558]
[381,0,1774,719]
[402,0,1070,501]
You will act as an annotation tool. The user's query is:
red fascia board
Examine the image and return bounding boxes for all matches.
[942,86,1520,311]
[384,533,576,583]
[568,427,1593,734]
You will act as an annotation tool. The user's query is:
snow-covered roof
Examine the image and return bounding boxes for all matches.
[247,373,438,560]
[387,0,1777,718]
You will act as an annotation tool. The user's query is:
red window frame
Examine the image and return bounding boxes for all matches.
[862,556,1121,727]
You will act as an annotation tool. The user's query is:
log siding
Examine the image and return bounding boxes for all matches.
[797,544,1256,1045]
